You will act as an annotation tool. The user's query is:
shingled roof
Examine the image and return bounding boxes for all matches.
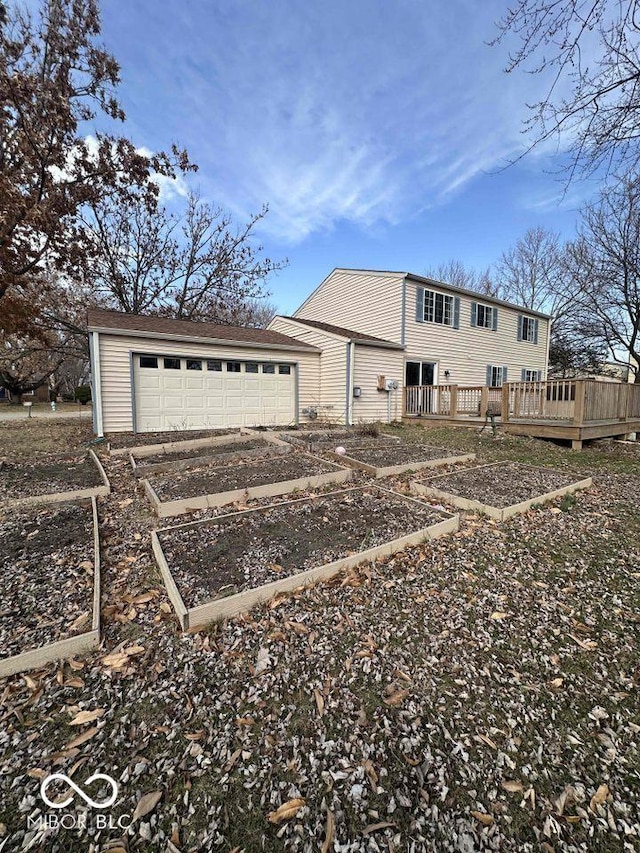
[87,308,319,351]
[279,316,404,349]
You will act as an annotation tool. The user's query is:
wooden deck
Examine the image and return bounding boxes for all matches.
[403,379,640,449]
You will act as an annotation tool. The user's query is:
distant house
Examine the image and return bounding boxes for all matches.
[0,385,50,404]
[88,269,551,434]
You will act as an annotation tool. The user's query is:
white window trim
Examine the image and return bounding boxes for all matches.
[424,289,455,326]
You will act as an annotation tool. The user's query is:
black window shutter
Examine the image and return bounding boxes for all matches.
[416,287,425,323]
[470,302,477,327]
[503,365,508,383]
[517,315,523,341]
[486,365,492,386]
[492,308,498,331]
[533,319,539,345]
[521,368,526,381]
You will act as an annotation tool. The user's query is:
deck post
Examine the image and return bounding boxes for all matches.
[480,386,488,419]
[450,385,458,419]
[573,380,586,426]
[501,383,510,423]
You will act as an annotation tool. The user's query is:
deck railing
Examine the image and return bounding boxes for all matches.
[404,379,640,426]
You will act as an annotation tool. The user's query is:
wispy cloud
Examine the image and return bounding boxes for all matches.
[104,0,572,243]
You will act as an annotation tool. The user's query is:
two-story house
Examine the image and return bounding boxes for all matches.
[87,268,550,433]
[270,268,551,424]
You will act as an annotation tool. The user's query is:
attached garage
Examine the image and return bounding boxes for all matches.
[87,308,320,434]
[133,353,296,432]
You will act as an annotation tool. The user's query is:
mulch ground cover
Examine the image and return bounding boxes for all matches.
[0,453,102,501]
[342,442,468,467]
[0,502,95,659]
[1,422,639,853]
[149,453,342,501]
[420,461,581,508]
[107,427,238,450]
[158,488,446,607]
[134,437,273,466]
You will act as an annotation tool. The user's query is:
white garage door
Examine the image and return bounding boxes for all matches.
[134,354,296,432]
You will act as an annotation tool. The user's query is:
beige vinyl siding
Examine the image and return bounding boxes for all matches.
[270,317,349,423]
[98,333,320,432]
[404,282,549,386]
[295,269,405,344]
[352,346,403,423]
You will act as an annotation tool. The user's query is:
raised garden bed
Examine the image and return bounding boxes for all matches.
[411,461,592,520]
[0,449,110,509]
[130,438,289,477]
[283,429,400,452]
[152,486,459,629]
[0,498,101,677]
[107,427,240,454]
[143,453,351,518]
[328,443,475,477]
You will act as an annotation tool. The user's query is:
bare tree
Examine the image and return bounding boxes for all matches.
[83,190,287,324]
[425,259,498,295]
[494,226,574,318]
[0,0,191,303]
[567,176,640,380]
[492,0,640,179]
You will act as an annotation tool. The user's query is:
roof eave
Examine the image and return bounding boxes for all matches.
[86,325,321,353]
[404,273,552,320]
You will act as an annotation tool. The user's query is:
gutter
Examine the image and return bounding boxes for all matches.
[86,326,320,354]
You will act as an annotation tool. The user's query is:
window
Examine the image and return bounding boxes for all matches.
[278,364,291,375]
[518,315,539,343]
[139,355,158,368]
[424,289,454,326]
[164,357,181,370]
[262,363,275,374]
[207,360,222,371]
[487,365,506,388]
[226,361,241,372]
[522,369,542,382]
[476,304,494,329]
[186,359,202,371]
[245,362,259,374]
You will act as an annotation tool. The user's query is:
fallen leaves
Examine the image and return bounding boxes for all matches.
[267,798,305,824]
[68,708,104,726]
[589,783,610,812]
[471,811,494,826]
[132,789,163,821]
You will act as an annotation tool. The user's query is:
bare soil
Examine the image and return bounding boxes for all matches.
[421,461,582,508]
[0,453,102,501]
[107,427,238,450]
[0,501,95,658]
[135,438,271,466]
[342,442,467,468]
[283,428,399,451]
[158,488,445,606]
[150,454,342,501]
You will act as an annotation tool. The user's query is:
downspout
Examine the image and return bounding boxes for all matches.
[544,316,552,380]
[345,341,354,426]
[90,331,104,437]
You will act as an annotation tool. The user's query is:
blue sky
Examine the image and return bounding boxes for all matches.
[99,0,599,314]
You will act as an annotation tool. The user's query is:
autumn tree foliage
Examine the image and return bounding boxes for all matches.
[0,0,191,304]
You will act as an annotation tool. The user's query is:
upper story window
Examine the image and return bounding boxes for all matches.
[518,314,539,344]
[417,287,459,327]
[425,290,453,325]
[471,302,497,330]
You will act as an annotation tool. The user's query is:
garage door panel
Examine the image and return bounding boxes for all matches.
[135,355,296,432]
